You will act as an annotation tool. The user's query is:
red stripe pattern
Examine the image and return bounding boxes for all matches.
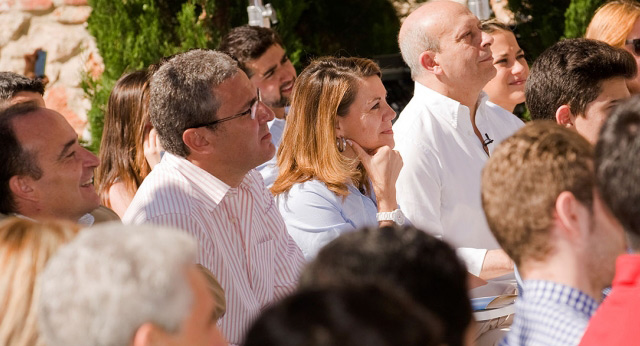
[123,153,304,345]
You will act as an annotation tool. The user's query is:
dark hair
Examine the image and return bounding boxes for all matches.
[0,102,43,214]
[526,38,636,121]
[596,95,640,250]
[218,25,284,78]
[0,72,45,103]
[299,225,471,346]
[244,285,443,346]
[149,49,238,157]
[95,70,151,207]
[481,18,511,34]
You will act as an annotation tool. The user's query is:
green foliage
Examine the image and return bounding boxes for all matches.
[85,0,210,152]
[508,0,606,63]
[508,0,572,63]
[293,0,400,61]
[564,0,605,38]
[85,0,401,153]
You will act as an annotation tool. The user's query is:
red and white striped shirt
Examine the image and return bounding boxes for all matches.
[123,153,304,345]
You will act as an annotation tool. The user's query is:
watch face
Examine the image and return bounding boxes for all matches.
[394,210,406,225]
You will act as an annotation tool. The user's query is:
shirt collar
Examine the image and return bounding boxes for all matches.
[414,82,489,129]
[11,212,94,226]
[162,152,231,209]
[523,280,599,317]
[613,254,640,287]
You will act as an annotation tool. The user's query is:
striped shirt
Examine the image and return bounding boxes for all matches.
[501,280,599,346]
[123,153,304,345]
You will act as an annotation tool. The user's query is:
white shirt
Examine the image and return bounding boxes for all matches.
[256,117,286,188]
[276,179,378,260]
[123,153,304,345]
[393,82,524,275]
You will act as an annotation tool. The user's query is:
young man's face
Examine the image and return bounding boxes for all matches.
[573,77,630,144]
[246,44,296,110]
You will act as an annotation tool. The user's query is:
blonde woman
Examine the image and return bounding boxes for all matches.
[0,217,80,346]
[586,0,640,93]
[272,57,404,260]
[481,19,530,113]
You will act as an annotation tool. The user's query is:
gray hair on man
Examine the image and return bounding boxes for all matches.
[38,223,197,346]
[398,2,442,79]
[150,49,239,157]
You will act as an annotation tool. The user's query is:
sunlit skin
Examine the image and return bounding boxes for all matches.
[11,108,100,221]
[483,30,529,113]
[185,71,275,187]
[246,44,296,119]
[623,17,640,94]
[336,76,396,155]
[335,75,402,225]
[565,77,630,144]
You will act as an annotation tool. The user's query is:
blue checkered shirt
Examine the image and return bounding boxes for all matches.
[500,280,599,346]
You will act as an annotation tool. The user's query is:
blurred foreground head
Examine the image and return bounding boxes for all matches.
[38,223,226,346]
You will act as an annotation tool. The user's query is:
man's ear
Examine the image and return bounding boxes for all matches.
[419,51,441,75]
[183,128,212,155]
[9,175,37,202]
[555,105,575,128]
[554,191,588,241]
[131,323,171,346]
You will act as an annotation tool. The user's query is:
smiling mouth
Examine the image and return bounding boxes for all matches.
[80,177,94,187]
[280,82,294,93]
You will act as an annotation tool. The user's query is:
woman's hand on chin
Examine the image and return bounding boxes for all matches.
[348,140,403,211]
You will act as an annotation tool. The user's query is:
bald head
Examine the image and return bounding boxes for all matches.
[399,0,473,78]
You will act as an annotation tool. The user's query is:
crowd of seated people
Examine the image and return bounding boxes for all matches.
[3,1,640,346]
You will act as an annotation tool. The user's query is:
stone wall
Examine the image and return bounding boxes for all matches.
[0,0,103,137]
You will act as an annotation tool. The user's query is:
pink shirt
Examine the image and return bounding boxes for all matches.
[123,153,304,345]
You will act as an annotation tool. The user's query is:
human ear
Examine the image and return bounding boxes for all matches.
[9,175,37,202]
[131,323,172,346]
[182,128,212,155]
[555,105,574,128]
[419,51,441,74]
[554,191,588,241]
[334,116,346,138]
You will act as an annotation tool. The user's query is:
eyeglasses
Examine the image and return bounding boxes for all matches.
[625,38,640,56]
[189,89,262,129]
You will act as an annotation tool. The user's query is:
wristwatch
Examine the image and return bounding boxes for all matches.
[376,209,405,225]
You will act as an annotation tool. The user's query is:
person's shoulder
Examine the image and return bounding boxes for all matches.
[484,101,525,128]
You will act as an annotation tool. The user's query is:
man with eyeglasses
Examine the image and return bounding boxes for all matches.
[219,26,297,187]
[527,38,636,144]
[123,49,304,346]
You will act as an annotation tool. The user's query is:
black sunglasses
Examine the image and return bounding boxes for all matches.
[625,38,640,56]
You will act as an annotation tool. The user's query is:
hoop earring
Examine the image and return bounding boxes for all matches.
[336,136,346,152]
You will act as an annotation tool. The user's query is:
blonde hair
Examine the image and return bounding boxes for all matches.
[0,217,80,346]
[196,264,226,320]
[271,57,381,197]
[585,0,640,47]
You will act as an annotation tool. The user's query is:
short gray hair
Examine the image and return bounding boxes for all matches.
[398,8,441,79]
[38,223,198,346]
[150,49,239,157]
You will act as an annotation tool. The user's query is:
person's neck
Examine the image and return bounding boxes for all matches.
[272,106,286,120]
[493,99,517,113]
[188,157,247,188]
[520,250,602,300]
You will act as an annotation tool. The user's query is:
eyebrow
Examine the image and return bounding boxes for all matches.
[57,138,77,160]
